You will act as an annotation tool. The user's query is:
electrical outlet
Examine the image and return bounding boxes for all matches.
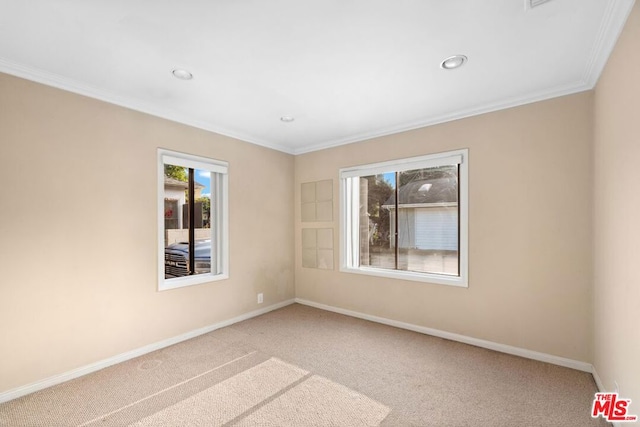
[257,293,263,304]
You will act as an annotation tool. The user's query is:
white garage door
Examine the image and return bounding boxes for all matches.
[415,208,458,251]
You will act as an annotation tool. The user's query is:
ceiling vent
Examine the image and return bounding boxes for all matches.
[526,0,552,10]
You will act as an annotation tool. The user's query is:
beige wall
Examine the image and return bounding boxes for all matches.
[593,1,640,405]
[0,73,295,394]
[295,92,594,362]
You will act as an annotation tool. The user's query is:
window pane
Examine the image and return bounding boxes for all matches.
[340,149,467,286]
[193,168,213,275]
[396,165,459,276]
[359,173,395,270]
[163,165,212,278]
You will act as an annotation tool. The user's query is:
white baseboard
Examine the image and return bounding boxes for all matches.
[0,297,599,405]
[295,298,593,373]
[0,299,296,404]
[590,367,626,427]
[591,366,606,392]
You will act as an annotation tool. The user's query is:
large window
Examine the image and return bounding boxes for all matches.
[158,149,229,291]
[340,149,468,287]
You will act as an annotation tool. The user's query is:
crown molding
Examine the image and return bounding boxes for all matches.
[292,80,590,154]
[581,0,635,88]
[0,58,296,155]
[0,0,634,156]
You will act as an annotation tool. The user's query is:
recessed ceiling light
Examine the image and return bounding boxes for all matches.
[440,55,468,70]
[172,69,193,80]
[280,116,295,122]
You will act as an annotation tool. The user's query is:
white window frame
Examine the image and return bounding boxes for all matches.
[339,149,468,287]
[158,148,229,291]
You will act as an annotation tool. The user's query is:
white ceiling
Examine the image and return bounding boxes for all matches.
[0,0,634,154]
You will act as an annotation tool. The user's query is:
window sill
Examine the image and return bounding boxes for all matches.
[159,273,229,291]
[339,266,467,288]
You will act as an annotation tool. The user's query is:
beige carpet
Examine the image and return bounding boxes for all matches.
[0,304,607,426]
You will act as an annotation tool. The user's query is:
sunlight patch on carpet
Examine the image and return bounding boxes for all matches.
[237,374,390,426]
[129,358,307,426]
[128,357,389,426]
